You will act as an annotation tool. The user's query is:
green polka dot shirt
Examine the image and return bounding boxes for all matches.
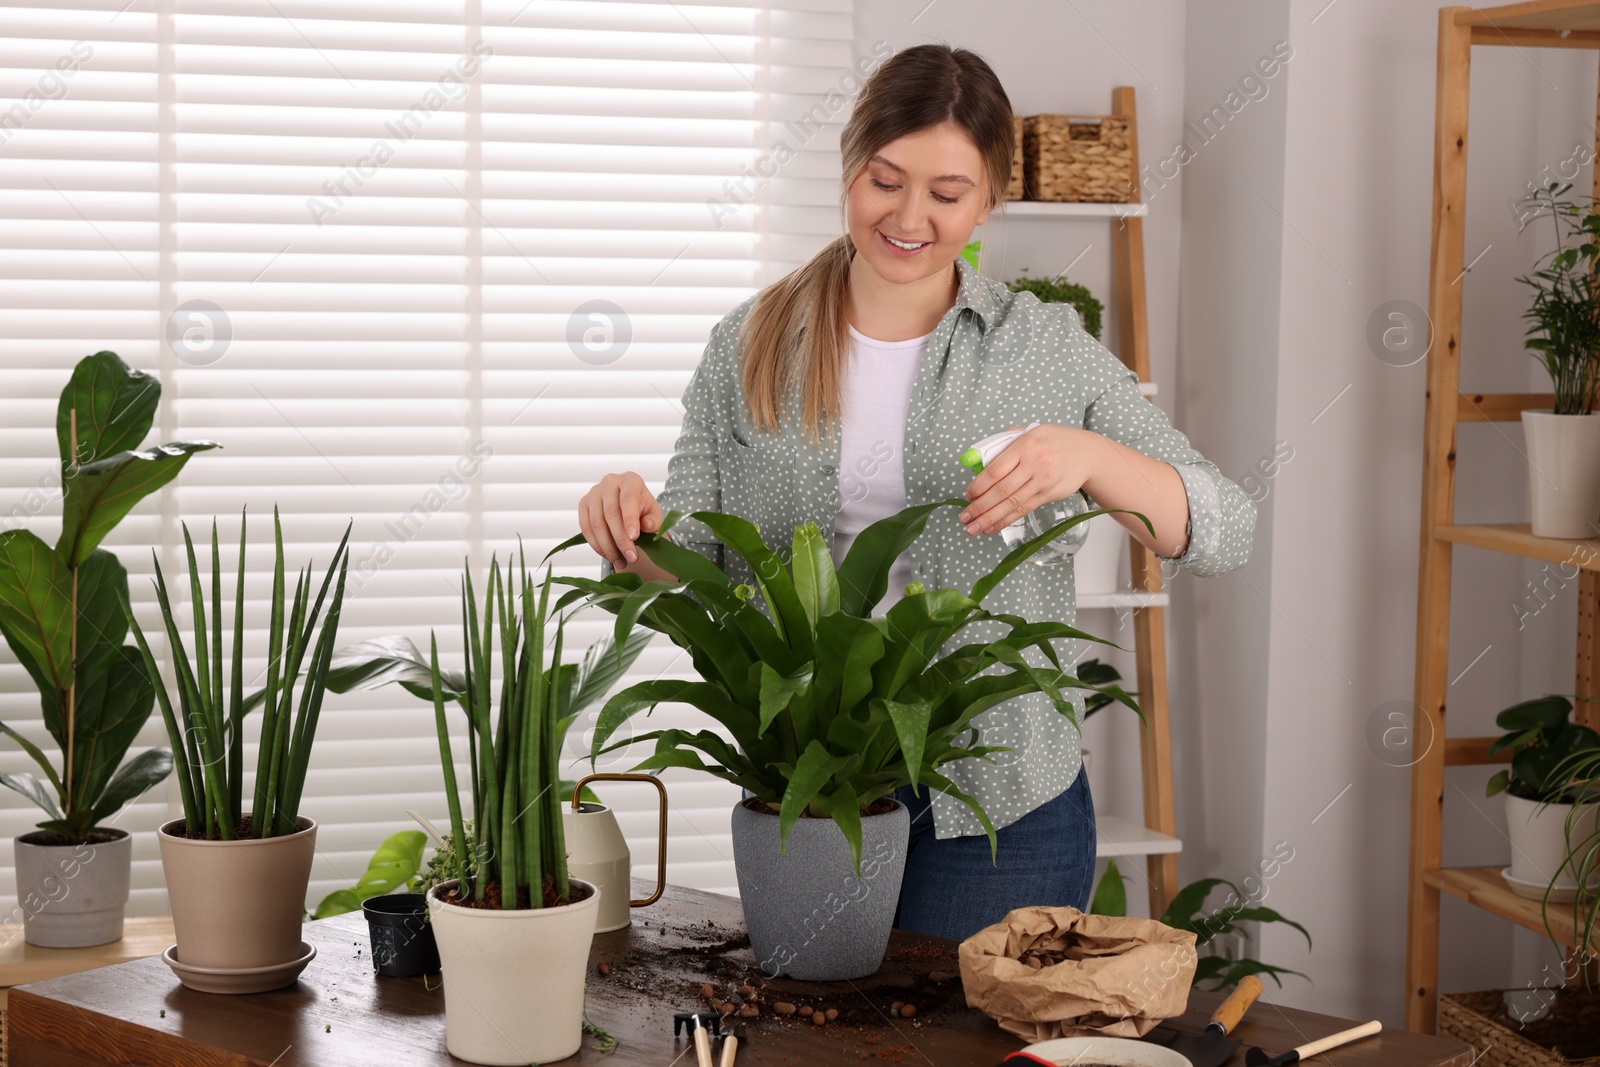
[656,254,1255,840]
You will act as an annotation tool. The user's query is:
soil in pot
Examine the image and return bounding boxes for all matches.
[14,826,132,949]
[362,893,441,977]
[437,876,593,911]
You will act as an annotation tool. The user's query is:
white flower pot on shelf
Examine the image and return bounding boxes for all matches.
[1521,410,1600,538]
[1501,793,1599,901]
[1072,515,1127,595]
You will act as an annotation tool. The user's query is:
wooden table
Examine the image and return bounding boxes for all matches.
[0,916,174,1008]
[9,881,1475,1067]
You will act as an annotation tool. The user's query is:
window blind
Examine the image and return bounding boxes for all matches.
[0,0,861,915]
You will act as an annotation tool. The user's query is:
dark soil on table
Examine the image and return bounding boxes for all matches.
[587,908,969,1048]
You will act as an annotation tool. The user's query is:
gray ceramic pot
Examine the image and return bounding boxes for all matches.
[13,828,132,948]
[730,796,908,980]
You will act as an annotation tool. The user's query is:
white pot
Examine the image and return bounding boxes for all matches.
[1505,793,1599,889]
[13,828,131,948]
[1521,410,1600,538]
[426,878,600,1065]
[1072,515,1126,595]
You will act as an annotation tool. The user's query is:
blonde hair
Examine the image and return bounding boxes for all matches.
[736,43,1015,442]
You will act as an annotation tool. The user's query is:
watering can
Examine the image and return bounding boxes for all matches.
[564,773,668,933]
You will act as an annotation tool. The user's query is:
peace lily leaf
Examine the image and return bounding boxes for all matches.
[60,441,221,565]
[311,830,428,919]
[327,636,469,702]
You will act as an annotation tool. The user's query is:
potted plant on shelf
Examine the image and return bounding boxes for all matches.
[122,509,351,993]
[1514,180,1600,537]
[1546,734,1600,971]
[556,498,1141,981]
[0,351,216,948]
[1484,694,1600,902]
[422,557,602,1066]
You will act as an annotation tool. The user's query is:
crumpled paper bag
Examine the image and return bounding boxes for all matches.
[957,905,1198,1042]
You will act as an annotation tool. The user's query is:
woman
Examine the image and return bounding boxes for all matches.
[577,44,1254,941]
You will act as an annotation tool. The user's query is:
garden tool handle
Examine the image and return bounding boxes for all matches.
[693,1024,713,1067]
[718,1030,739,1067]
[1294,1019,1381,1059]
[572,772,669,906]
[1208,974,1262,1036]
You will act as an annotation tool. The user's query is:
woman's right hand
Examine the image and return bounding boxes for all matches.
[578,472,664,567]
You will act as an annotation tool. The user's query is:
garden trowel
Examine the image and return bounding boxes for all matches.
[1151,974,1263,1067]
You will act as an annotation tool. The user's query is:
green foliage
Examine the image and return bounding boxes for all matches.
[1077,658,1133,721]
[326,620,651,803]
[1009,267,1104,340]
[1515,181,1600,415]
[0,352,216,840]
[122,508,352,840]
[1541,743,1600,982]
[1484,695,1600,802]
[1090,858,1311,991]
[310,830,428,919]
[426,558,598,909]
[553,499,1147,875]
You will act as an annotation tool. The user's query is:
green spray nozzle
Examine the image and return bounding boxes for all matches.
[959,447,984,474]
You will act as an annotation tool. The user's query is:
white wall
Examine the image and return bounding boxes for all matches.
[1186,0,1592,1024]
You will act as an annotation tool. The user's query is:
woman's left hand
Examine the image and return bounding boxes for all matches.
[958,424,1102,536]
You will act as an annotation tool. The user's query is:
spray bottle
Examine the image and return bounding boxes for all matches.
[958,423,1091,566]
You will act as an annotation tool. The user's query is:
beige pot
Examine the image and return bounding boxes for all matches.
[427,878,600,1065]
[157,816,316,979]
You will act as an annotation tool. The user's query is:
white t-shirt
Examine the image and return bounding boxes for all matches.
[832,322,931,615]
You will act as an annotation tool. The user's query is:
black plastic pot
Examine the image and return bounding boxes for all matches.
[362,893,440,977]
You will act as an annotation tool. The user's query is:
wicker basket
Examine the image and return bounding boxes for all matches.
[1439,989,1600,1067]
[1022,114,1135,203]
[1004,114,1024,201]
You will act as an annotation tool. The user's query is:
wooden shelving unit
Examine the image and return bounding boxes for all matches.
[1406,0,1600,1035]
[1001,87,1182,913]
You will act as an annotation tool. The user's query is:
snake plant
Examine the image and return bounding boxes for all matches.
[551,498,1144,873]
[426,557,588,909]
[121,508,351,839]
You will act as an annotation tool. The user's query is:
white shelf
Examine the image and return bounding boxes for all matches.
[1138,381,1157,397]
[1096,814,1182,858]
[1001,200,1148,218]
[1077,591,1169,609]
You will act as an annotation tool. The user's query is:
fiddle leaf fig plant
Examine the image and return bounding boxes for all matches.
[0,352,218,843]
[551,498,1146,874]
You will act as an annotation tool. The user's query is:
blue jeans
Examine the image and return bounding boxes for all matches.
[890,765,1096,943]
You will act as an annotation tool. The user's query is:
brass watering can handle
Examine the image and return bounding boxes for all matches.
[572,772,668,907]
